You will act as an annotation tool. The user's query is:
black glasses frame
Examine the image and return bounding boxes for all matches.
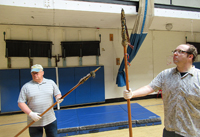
[172,50,191,54]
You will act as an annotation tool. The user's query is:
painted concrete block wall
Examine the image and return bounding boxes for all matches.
[0,25,200,103]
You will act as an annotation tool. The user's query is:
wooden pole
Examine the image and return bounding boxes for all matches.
[124,46,133,137]
[14,67,101,137]
[121,9,133,137]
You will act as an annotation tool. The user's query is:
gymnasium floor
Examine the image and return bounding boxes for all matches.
[0,98,164,137]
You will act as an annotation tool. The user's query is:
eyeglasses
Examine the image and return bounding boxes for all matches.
[172,50,191,54]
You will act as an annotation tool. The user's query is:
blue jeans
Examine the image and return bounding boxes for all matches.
[29,120,58,137]
[163,128,184,137]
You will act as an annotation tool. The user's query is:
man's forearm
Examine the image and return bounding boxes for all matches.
[55,94,62,99]
[18,102,32,114]
[132,85,154,98]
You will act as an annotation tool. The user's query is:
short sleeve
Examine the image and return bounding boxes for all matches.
[149,71,163,91]
[18,84,27,103]
[50,80,61,97]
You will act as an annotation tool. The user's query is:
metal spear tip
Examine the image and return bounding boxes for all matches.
[94,67,101,72]
[90,71,95,78]
[121,9,125,15]
[90,67,101,78]
[121,9,125,19]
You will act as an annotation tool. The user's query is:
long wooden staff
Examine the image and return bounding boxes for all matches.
[121,9,133,137]
[14,67,101,137]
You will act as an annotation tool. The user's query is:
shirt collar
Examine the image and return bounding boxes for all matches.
[188,66,195,76]
[173,66,195,76]
[41,78,47,84]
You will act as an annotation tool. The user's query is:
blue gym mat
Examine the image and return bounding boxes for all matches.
[55,103,161,137]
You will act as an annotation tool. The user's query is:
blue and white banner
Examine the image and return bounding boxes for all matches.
[116,0,154,87]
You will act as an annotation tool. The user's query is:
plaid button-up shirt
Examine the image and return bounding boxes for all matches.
[149,66,200,137]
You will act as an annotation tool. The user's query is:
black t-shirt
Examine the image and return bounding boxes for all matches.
[180,72,187,77]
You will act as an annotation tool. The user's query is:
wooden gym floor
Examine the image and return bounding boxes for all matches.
[0,98,164,137]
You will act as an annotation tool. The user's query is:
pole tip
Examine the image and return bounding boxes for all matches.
[95,67,101,72]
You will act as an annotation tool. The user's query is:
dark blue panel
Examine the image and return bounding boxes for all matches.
[90,66,105,103]
[75,67,91,104]
[58,68,75,106]
[193,62,200,69]
[0,69,21,113]
[43,68,56,83]
[20,69,32,89]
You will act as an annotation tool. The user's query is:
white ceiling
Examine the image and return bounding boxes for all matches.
[0,2,200,32]
[0,5,137,29]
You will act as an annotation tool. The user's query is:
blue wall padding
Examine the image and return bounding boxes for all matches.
[75,67,91,104]
[90,66,105,103]
[0,66,105,113]
[43,68,57,82]
[58,66,105,107]
[56,103,161,136]
[20,69,32,89]
[193,62,200,69]
[58,67,76,106]
[0,69,21,113]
